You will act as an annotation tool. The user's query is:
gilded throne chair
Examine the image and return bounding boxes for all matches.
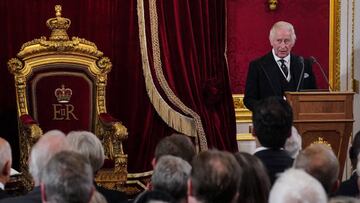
[7,5,128,191]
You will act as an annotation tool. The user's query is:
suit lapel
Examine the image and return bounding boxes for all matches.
[261,52,283,96]
[290,54,301,87]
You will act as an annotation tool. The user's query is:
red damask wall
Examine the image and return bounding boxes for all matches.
[227,0,330,93]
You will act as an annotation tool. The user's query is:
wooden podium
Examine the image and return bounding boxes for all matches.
[285,91,354,178]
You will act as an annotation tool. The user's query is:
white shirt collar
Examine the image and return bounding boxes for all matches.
[272,49,291,81]
[253,146,285,154]
[0,182,4,190]
[272,49,290,63]
[253,146,268,154]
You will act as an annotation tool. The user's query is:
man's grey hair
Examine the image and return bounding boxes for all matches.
[66,131,105,172]
[269,21,296,43]
[269,168,327,203]
[0,138,12,172]
[284,126,302,158]
[293,143,339,194]
[29,130,68,186]
[41,151,94,203]
[151,155,191,201]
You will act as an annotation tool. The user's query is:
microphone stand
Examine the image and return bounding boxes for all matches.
[310,56,333,91]
[296,56,305,92]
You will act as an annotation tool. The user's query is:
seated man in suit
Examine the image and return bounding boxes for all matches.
[151,155,191,203]
[153,133,196,166]
[66,131,127,203]
[0,130,69,203]
[40,151,94,203]
[0,138,12,199]
[187,149,240,203]
[294,143,339,196]
[244,21,316,111]
[269,169,327,203]
[335,130,360,197]
[252,96,294,185]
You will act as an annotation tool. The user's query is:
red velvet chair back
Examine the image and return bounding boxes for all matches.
[29,66,94,133]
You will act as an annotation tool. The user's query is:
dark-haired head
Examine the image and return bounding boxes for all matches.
[234,152,270,203]
[252,96,293,149]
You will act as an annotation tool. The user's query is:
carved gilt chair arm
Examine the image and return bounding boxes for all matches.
[98,113,128,173]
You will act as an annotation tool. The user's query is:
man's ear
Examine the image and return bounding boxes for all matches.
[2,160,11,177]
[40,183,47,202]
[187,179,192,196]
[331,179,340,195]
[250,125,256,137]
[231,192,239,203]
[151,158,156,169]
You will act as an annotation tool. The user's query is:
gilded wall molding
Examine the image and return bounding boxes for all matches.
[232,94,252,123]
[351,0,355,91]
[329,0,341,91]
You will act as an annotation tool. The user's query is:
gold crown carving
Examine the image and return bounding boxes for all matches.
[46,5,71,41]
[55,84,72,103]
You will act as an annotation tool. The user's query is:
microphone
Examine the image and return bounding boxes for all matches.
[310,56,333,91]
[296,56,305,91]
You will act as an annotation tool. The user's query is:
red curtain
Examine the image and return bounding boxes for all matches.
[0,0,237,173]
[145,0,237,152]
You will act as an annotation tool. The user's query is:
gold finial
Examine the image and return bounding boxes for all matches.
[268,0,278,11]
[46,5,71,41]
[55,5,62,17]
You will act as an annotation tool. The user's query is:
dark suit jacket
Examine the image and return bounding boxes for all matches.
[254,149,293,185]
[335,173,359,197]
[244,52,317,111]
[0,186,41,203]
[96,184,128,203]
[0,189,11,200]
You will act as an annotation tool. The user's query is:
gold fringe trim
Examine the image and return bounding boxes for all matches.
[148,0,208,151]
[137,0,208,151]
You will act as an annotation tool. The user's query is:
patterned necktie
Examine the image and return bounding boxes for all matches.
[279,59,288,77]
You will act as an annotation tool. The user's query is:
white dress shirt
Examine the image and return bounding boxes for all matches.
[272,49,291,82]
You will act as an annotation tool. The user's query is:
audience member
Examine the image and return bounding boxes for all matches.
[151,155,191,203]
[133,190,174,203]
[40,151,94,203]
[66,131,127,203]
[153,133,196,166]
[284,126,302,159]
[234,152,270,203]
[0,138,12,199]
[252,96,293,184]
[336,130,360,197]
[269,168,327,203]
[294,143,339,196]
[0,130,69,203]
[187,149,240,203]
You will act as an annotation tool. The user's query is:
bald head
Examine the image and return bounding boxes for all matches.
[0,137,12,184]
[294,143,339,194]
[29,130,69,186]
